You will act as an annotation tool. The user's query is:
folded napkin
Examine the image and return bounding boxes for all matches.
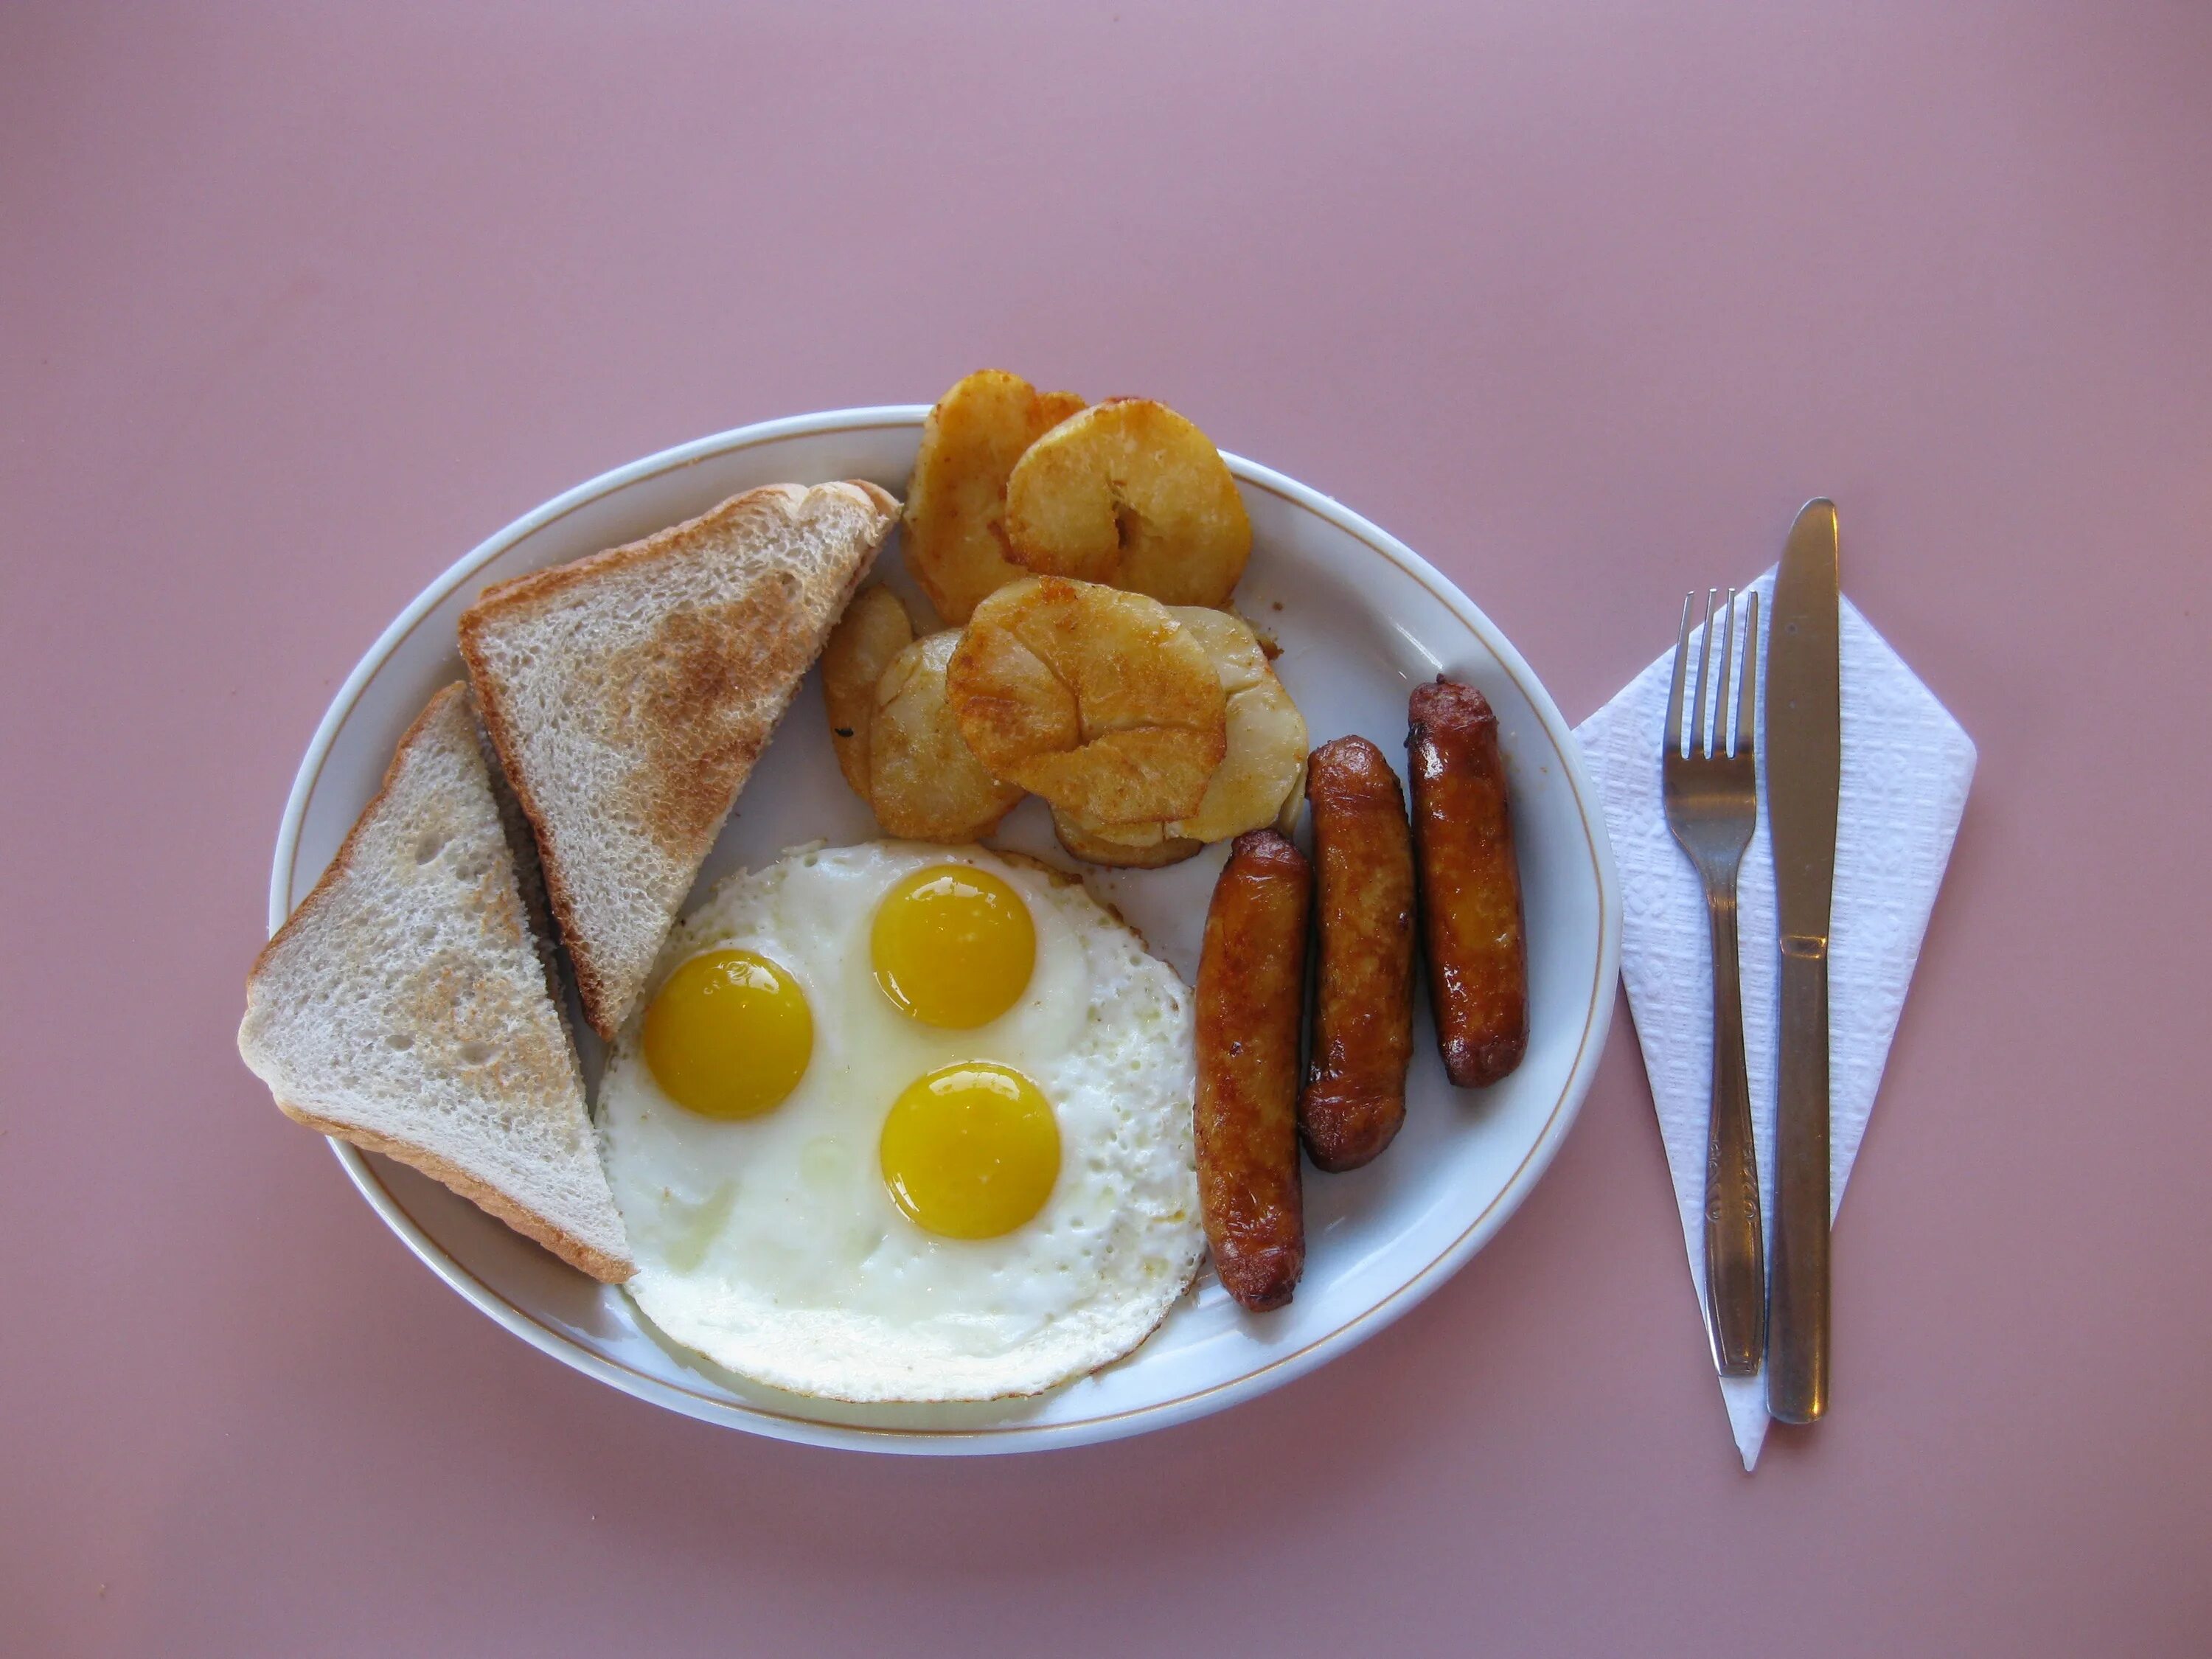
[1574,568,1975,1470]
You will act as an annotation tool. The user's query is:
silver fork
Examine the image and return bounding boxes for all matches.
[1663,588,1765,1377]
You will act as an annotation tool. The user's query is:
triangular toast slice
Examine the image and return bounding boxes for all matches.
[459,481,897,1037]
[239,684,633,1281]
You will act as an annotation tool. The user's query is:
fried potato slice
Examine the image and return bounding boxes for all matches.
[946,577,1228,824]
[1169,609,1307,842]
[1076,609,1308,846]
[1273,749,1307,835]
[1003,399,1251,607]
[902,370,1087,625]
[1050,807,1203,869]
[869,630,1026,842]
[821,584,917,799]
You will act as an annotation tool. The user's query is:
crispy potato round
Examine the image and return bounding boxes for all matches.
[822,584,917,799]
[946,577,1228,824]
[1169,609,1307,843]
[867,630,1027,842]
[1273,749,1307,835]
[1077,609,1307,847]
[1050,807,1203,869]
[902,370,1086,625]
[1004,399,1251,608]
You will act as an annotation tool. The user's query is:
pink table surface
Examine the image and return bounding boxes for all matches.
[5,4,2208,1654]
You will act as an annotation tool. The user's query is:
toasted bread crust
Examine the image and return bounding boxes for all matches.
[466,481,897,615]
[459,481,898,1037]
[249,686,467,987]
[279,1101,633,1283]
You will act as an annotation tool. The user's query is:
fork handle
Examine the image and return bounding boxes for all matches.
[1703,878,1765,1377]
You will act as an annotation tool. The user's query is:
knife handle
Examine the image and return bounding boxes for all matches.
[1768,939,1832,1424]
[1703,881,1764,1376]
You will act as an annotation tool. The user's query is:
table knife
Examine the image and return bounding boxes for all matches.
[1764,498,1841,1425]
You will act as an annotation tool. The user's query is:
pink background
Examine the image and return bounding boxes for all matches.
[5,4,2208,1654]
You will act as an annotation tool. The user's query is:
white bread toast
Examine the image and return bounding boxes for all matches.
[459,481,898,1037]
[238,684,634,1283]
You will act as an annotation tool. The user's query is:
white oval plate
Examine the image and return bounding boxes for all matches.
[270,407,1620,1454]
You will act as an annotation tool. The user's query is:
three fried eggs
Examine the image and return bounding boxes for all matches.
[597,841,1204,1402]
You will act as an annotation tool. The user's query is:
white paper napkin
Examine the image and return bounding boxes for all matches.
[1573,568,1975,1470]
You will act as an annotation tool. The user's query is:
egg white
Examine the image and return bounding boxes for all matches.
[596,841,1203,1402]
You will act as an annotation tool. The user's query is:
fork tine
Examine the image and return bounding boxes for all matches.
[1737,590,1759,754]
[1715,588,1737,757]
[1666,593,1694,757]
[1691,588,1716,758]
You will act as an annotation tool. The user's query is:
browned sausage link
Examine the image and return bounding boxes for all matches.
[1298,736,1416,1171]
[1194,829,1311,1310]
[1408,678,1528,1088]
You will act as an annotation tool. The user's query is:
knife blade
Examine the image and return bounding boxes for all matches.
[1764,497,1840,1425]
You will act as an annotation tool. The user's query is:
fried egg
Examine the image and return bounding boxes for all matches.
[596,841,1203,1402]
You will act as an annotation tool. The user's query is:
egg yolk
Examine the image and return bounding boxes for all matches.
[641,949,812,1119]
[879,1062,1060,1239]
[869,865,1036,1029]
